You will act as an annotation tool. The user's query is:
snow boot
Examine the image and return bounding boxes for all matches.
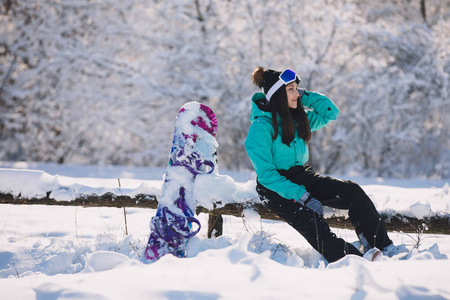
[363,248,384,261]
[381,243,408,258]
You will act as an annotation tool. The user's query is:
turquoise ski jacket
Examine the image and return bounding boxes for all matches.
[245,90,339,200]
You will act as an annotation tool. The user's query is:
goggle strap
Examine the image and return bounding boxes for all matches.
[266,79,284,101]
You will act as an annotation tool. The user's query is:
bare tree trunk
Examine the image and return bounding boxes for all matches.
[420,0,427,22]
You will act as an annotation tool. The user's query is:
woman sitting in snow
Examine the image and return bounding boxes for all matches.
[245,67,399,263]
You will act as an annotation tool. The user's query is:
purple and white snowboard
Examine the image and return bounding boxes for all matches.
[144,102,218,262]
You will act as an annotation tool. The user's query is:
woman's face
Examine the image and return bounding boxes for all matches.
[286,82,299,109]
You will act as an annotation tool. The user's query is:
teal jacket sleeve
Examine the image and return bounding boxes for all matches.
[301,91,339,132]
[244,118,307,200]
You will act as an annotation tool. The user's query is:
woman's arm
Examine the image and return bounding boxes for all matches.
[245,119,307,200]
[300,90,339,132]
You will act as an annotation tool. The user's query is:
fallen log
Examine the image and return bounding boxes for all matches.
[0,192,158,208]
[1,192,448,235]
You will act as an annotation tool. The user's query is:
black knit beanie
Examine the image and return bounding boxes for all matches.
[262,69,301,100]
[262,69,281,95]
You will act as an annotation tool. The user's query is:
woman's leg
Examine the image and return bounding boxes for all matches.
[256,182,362,263]
[285,166,393,251]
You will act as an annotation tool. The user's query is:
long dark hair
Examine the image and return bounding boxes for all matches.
[251,66,311,145]
[270,87,311,145]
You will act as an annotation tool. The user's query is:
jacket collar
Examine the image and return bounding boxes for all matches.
[250,93,275,122]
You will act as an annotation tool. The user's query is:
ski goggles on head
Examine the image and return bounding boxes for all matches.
[266,68,301,101]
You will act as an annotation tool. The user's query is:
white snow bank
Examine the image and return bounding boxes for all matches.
[0,204,450,299]
[82,251,129,273]
[0,168,58,198]
[365,184,450,218]
[0,168,162,201]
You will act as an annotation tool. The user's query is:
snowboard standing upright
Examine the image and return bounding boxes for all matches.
[144,102,218,262]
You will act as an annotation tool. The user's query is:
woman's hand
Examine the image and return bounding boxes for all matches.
[299,192,324,216]
[304,197,324,216]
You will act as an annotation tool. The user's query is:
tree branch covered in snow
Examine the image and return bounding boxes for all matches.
[1,0,449,178]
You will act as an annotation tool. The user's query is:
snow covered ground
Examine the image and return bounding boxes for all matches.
[1,162,450,299]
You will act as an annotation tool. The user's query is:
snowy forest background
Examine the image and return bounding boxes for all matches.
[1,0,449,179]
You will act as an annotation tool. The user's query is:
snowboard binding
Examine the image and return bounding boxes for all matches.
[144,206,201,261]
[171,138,215,176]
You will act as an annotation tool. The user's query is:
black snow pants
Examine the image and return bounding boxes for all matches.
[256,165,393,263]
